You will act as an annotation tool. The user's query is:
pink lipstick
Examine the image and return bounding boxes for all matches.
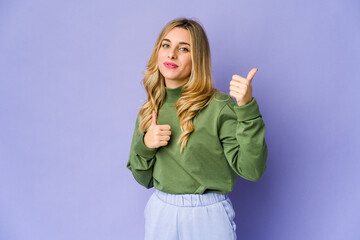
[164,62,178,69]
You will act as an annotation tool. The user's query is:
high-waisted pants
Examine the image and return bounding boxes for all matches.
[144,188,237,240]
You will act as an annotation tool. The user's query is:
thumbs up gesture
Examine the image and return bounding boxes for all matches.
[143,110,172,148]
[229,68,258,107]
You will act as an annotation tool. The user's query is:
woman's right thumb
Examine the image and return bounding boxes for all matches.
[151,110,157,125]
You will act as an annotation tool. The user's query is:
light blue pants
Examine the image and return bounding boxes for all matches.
[144,188,237,240]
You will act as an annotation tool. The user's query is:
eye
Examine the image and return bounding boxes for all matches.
[180,47,189,52]
[161,43,170,48]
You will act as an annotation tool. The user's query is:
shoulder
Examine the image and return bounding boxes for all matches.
[193,90,236,125]
[211,90,236,110]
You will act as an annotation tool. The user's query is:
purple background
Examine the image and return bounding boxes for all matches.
[1,0,359,239]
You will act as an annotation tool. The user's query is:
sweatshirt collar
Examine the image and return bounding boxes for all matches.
[164,83,185,104]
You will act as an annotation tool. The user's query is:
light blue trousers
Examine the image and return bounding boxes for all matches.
[144,188,237,240]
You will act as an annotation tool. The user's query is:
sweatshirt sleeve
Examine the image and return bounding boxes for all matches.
[126,114,159,188]
[217,97,268,181]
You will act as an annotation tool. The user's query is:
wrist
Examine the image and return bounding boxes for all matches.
[237,97,253,107]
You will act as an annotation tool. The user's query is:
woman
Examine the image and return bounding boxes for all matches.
[126,17,268,240]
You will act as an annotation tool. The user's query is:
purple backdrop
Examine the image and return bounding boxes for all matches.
[0,0,359,239]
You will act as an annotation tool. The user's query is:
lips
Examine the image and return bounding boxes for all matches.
[164,62,178,69]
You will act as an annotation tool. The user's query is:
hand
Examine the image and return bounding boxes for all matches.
[143,110,172,148]
[229,68,258,107]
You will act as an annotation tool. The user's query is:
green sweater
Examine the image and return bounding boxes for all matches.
[126,83,268,194]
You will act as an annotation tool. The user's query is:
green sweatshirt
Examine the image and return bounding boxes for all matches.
[126,83,268,194]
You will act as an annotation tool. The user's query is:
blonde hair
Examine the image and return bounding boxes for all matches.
[138,17,218,153]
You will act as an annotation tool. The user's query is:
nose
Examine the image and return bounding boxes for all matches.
[168,49,177,59]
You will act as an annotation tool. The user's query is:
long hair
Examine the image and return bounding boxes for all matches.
[138,17,218,153]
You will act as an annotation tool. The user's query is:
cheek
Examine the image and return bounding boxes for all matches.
[157,50,165,61]
[157,54,164,69]
[185,58,192,70]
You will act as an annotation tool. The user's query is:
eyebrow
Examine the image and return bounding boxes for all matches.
[162,38,191,46]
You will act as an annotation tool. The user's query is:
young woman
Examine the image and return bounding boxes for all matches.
[126,17,268,240]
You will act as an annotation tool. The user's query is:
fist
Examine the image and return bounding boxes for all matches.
[143,110,172,148]
[229,68,258,107]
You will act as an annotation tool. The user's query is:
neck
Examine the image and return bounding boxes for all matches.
[164,82,185,104]
[164,78,189,89]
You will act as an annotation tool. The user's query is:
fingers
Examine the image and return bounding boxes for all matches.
[229,86,244,96]
[230,78,249,88]
[149,110,172,147]
[158,135,171,141]
[154,131,171,147]
[230,68,256,107]
[155,127,171,138]
[232,74,246,82]
[152,124,171,136]
[232,67,258,85]
[158,124,171,131]
[158,130,171,136]
[232,74,250,87]
[230,77,250,96]
[158,140,169,147]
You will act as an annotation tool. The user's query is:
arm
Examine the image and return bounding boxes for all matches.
[218,97,268,181]
[126,114,159,188]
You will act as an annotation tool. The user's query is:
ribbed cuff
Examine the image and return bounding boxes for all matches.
[233,97,262,121]
[134,130,158,159]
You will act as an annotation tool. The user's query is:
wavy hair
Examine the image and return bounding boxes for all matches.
[138,17,218,153]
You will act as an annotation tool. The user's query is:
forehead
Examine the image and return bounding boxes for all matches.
[163,27,191,43]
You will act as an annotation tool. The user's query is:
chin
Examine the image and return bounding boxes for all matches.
[160,72,179,80]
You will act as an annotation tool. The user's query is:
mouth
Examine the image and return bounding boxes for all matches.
[164,62,178,69]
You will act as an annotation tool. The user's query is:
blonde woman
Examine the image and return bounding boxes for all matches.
[126,17,268,240]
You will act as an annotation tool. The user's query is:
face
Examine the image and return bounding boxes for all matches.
[157,27,192,88]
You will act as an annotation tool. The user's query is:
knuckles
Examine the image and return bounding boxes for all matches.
[232,74,240,80]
